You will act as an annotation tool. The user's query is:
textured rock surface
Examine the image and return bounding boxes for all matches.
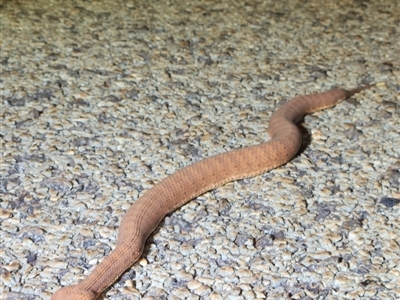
[1,0,399,299]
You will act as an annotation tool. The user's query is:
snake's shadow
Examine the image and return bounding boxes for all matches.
[297,121,314,154]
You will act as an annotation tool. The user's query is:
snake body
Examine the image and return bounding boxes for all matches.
[52,87,367,299]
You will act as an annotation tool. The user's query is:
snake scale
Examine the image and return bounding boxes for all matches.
[52,86,368,299]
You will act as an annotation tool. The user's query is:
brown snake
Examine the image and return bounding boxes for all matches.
[52,86,368,299]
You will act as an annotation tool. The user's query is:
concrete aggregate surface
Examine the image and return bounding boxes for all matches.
[1,0,399,299]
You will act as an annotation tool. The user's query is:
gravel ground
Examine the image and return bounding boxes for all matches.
[1,0,399,299]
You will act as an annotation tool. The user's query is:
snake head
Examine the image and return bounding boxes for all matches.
[51,285,97,300]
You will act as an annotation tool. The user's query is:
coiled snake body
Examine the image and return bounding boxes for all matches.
[52,87,367,299]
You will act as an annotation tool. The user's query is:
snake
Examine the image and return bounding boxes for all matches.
[51,86,368,299]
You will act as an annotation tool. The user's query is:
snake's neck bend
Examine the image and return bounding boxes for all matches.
[51,86,368,300]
